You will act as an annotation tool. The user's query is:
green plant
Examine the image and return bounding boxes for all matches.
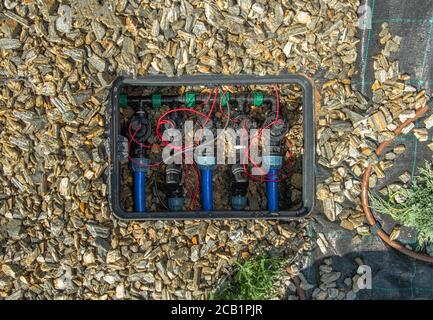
[371,161,433,248]
[210,256,286,300]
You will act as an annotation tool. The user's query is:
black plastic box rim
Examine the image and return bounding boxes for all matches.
[109,74,315,220]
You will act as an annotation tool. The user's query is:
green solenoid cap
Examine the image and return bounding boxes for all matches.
[220,92,230,107]
[185,92,195,108]
[185,92,196,108]
[253,91,264,107]
[151,93,161,108]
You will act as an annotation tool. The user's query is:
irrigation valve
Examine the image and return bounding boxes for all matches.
[165,164,184,211]
[262,111,289,212]
[230,115,253,211]
[162,115,185,211]
[128,106,152,213]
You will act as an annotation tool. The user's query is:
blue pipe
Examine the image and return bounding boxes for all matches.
[201,169,213,211]
[232,195,247,211]
[267,169,279,212]
[133,171,146,212]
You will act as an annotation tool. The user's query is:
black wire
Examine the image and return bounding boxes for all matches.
[153,182,169,210]
[149,171,169,210]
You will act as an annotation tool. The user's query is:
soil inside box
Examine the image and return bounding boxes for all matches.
[118,83,304,213]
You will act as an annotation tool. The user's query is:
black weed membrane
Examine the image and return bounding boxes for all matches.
[310,0,433,300]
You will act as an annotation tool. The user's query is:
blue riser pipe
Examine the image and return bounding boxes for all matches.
[266,169,279,212]
[133,172,146,212]
[201,169,213,211]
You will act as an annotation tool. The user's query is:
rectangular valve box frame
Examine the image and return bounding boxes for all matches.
[109,74,316,220]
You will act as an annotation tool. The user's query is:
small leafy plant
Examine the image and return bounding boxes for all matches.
[371,161,433,247]
[210,256,286,300]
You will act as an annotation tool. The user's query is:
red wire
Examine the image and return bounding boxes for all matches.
[156,88,216,141]
[155,107,211,152]
[185,89,215,130]
[154,87,220,153]
[128,122,153,149]
[127,88,215,206]
[202,88,218,126]
[242,136,294,183]
[128,84,291,182]
[243,84,280,172]
[219,89,239,123]
[194,89,214,110]
[129,88,216,152]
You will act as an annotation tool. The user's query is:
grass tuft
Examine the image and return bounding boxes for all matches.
[371,161,433,248]
[210,256,285,300]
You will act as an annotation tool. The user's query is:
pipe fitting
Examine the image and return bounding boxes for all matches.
[196,156,216,170]
[231,195,247,211]
[131,157,149,173]
[263,155,283,170]
[168,197,184,211]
